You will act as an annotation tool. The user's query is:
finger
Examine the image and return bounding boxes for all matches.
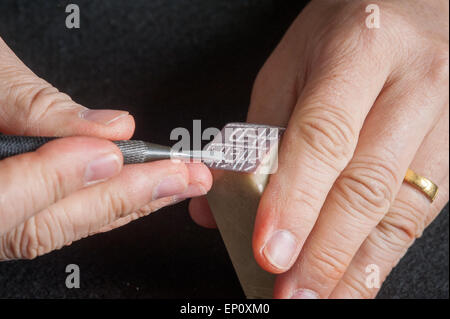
[329,111,449,299]
[187,18,308,227]
[0,37,134,138]
[275,64,449,298]
[0,136,123,234]
[94,196,176,234]
[0,161,211,260]
[189,197,217,229]
[246,12,308,126]
[174,163,212,201]
[98,163,213,233]
[253,28,394,273]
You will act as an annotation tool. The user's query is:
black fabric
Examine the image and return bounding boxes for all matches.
[0,0,448,298]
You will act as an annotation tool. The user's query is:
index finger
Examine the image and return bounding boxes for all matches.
[253,28,394,273]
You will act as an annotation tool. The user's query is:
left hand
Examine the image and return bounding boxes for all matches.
[0,36,212,260]
[189,0,449,298]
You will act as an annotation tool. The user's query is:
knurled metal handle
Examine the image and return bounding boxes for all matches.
[0,135,152,164]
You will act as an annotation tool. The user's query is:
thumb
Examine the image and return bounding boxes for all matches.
[0,37,134,139]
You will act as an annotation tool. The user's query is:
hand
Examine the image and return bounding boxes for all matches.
[0,37,212,260]
[189,0,449,298]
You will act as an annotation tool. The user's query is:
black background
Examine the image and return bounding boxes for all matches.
[0,0,448,298]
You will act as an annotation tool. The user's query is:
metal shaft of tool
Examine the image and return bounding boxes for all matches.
[114,140,220,164]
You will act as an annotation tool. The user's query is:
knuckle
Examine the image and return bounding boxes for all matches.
[0,238,9,261]
[308,245,349,282]
[0,156,42,228]
[336,157,399,220]
[297,106,356,171]
[7,80,46,111]
[0,231,16,260]
[268,177,319,227]
[340,274,374,299]
[316,1,390,59]
[284,187,320,227]
[17,218,49,259]
[382,198,428,242]
[425,46,450,87]
[138,197,174,214]
[10,83,76,134]
[23,86,64,129]
[11,209,69,260]
[34,152,64,204]
[99,190,130,224]
[346,0,403,32]
[20,220,40,259]
[347,2,383,42]
[319,1,415,67]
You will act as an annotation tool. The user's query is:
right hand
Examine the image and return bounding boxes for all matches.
[0,37,212,260]
[189,0,449,298]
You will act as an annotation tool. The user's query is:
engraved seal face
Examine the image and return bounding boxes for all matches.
[203,122,285,174]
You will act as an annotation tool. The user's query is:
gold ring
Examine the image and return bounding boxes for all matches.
[404,168,438,202]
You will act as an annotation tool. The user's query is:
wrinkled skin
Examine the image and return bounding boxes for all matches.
[190,0,449,298]
[0,37,212,260]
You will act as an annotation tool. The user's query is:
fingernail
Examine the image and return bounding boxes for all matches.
[80,109,129,125]
[85,153,121,185]
[173,184,207,201]
[153,174,188,200]
[263,229,298,270]
[290,288,319,299]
